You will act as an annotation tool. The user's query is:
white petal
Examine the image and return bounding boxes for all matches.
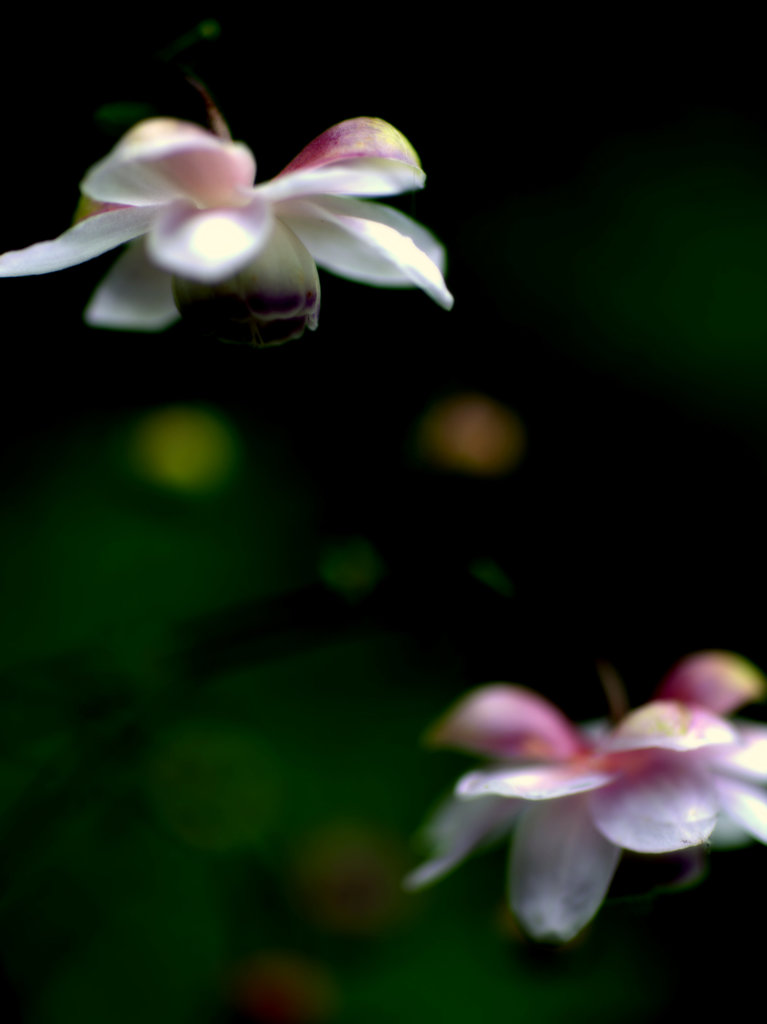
[710,722,767,780]
[403,795,520,890]
[0,206,159,277]
[147,199,273,284]
[279,196,453,309]
[589,756,719,853]
[256,159,425,203]
[457,763,615,801]
[82,118,256,207]
[604,700,738,753]
[84,241,179,331]
[714,775,767,844]
[510,796,621,943]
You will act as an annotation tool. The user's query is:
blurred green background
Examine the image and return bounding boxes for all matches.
[2,10,767,1022]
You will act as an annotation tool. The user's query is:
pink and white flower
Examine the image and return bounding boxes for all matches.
[655,650,767,848]
[0,116,453,344]
[406,664,767,942]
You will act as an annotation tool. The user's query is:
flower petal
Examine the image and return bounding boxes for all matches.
[657,650,766,714]
[603,700,738,753]
[81,118,256,207]
[424,684,587,760]
[710,721,767,779]
[279,196,453,309]
[0,206,159,277]
[257,160,425,202]
[281,196,445,279]
[457,762,615,801]
[84,241,179,331]
[510,795,621,942]
[260,117,425,201]
[589,755,719,853]
[280,117,422,175]
[403,795,520,890]
[714,776,767,844]
[147,198,273,284]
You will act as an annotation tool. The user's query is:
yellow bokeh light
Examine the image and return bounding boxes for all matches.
[128,404,240,494]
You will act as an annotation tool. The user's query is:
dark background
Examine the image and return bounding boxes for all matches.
[1,10,766,1022]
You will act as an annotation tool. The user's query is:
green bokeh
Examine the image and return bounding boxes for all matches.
[0,403,746,1024]
[472,116,767,427]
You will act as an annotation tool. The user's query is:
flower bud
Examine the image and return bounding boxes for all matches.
[172,219,320,345]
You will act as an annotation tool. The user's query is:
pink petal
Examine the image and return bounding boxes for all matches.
[710,721,767,779]
[603,700,738,753]
[147,198,273,284]
[714,776,767,844]
[403,795,520,890]
[280,118,421,172]
[423,684,587,760]
[510,795,621,942]
[457,762,614,800]
[657,650,766,715]
[0,206,159,277]
[84,241,179,331]
[589,755,719,853]
[81,118,256,208]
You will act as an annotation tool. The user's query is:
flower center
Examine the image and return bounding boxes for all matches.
[186,213,257,261]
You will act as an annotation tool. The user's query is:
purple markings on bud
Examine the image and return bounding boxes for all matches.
[172,221,320,346]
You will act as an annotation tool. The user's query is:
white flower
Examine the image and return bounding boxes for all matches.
[0,116,453,344]
[405,672,767,943]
